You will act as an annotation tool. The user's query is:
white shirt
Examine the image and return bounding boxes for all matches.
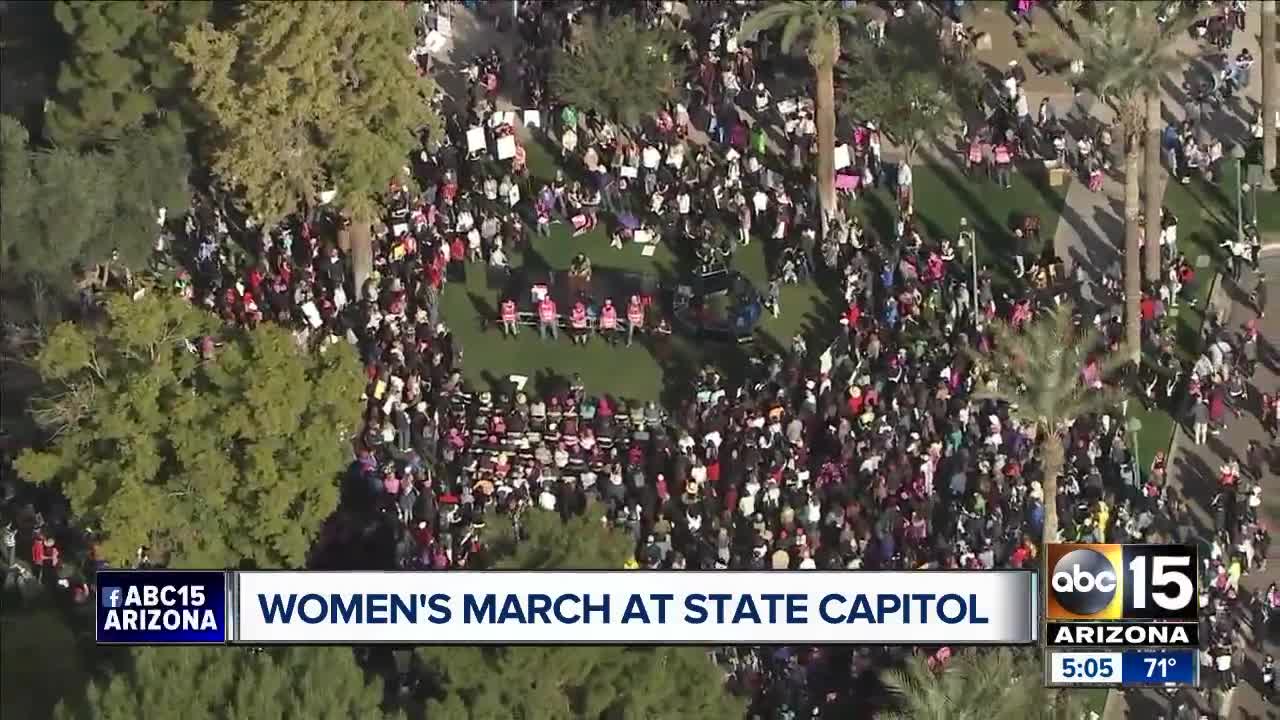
[642,146,661,169]
[1003,75,1018,99]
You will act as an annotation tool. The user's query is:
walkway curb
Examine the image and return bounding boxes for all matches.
[1101,688,1122,720]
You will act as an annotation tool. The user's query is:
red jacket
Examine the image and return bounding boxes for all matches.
[500,300,517,322]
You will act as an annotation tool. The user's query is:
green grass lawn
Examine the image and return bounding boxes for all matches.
[448,136,1068,402]
[853,153,1069,287]
[1073,688,1110,718]
[1,605,88,718]
[1243,138,1279,234]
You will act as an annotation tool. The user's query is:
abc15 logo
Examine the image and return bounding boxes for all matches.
[1046,544,1198,621]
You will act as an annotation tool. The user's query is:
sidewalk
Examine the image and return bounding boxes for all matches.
[1050,3,1266,300]
[1105,245,1279,720]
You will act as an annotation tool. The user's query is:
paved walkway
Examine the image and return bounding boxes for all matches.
[1085,2,1274,712]
[1112,244,1279,720]
[1051,3,1266,310]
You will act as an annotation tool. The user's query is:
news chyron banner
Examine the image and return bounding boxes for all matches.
[97,570,1038,645]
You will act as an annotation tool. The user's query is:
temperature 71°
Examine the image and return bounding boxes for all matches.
[1144,657,1177,678]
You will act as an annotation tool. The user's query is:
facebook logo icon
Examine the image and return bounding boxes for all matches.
[102,587,124,608]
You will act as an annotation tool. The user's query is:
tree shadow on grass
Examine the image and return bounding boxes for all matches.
[918,154,1017,280]
[466,291,496,334]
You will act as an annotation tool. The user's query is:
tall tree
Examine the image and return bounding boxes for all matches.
[880,648,1083,720]
[45,1,211,148]
[14,292,365,567]
[840,13,969,170]
[54,647,394,720]
[743,1,865,237]
[0,114,191,290]
[483,499,637,570]
[550,15,682,132]
[1264,0,1277,189]
[174,1,440,291]
[966,303,1123,546]
[411,503,746,720]
[1077,7,1179,363]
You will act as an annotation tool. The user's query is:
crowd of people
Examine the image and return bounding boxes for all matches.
[155,1,1275,713]
[2,0,1274,716]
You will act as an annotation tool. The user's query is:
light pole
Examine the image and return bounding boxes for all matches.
[1126,416,1143,490]
[1230,144,1247,244]
[960,217,978,329]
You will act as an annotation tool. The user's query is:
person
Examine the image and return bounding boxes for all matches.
[1234,48,1255,89]
[0,521,14,568]
[1192,397,1210,445]
[1248,270,1267,317]
[537,294,558,340]
[626,294,644,347]
[993,140,1013,189]
[570,300,589,345]
[896,161,913,212]
[500,297,519,337]
[1219,236,1248,281]
[568,252,592,295]
[599,297,619,344]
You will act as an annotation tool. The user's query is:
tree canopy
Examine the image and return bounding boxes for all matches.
[741,0,863,69]
[174,1,440,225]
[550,15,682,130]
[0,114,191,289]
[1075,3,1183,137]
[54,646,394,720]
[15,292,365,567]
[968,303,1123,543]
[45,0,212,148]
[880,648,1083,720]
[839,14,973,165]
[411,502,745,720]
[483,499,637,570]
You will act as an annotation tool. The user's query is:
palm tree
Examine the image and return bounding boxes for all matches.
[966,303,1123,546]
[1264,0,1277,189]
[1077,6,1182,364]
[742,1,864,237]
[881,648,1085,720]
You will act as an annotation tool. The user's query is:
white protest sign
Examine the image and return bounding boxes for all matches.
[302,301,322,329]
[833,144,852,171]
[496,135,517,160]
[466,126,486,154]
[523,110,541,128]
